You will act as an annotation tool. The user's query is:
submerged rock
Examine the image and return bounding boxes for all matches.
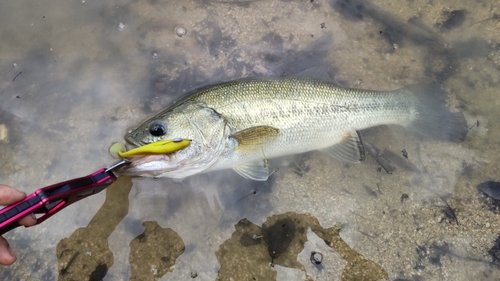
[477,181,500,213]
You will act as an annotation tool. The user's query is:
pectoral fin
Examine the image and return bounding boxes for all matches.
[321,130,366,162]
[230,126,279,180]
[231,126,280,151]
[233,161,270,181]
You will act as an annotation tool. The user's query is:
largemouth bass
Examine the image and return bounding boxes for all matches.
[121,77,467,180]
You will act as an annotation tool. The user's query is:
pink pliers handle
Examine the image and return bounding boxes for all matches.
[0,160,129,235]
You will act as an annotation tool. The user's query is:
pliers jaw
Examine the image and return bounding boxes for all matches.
[105,159,131,174]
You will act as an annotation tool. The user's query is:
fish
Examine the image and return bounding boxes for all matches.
[119,77,468,181]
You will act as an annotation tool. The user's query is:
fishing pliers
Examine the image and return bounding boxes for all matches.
[0,160,130,235]
[0,138,191,236]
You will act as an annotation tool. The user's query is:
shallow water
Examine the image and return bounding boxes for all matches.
[1,0,500,280]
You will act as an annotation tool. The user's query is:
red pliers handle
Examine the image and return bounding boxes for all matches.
[0,160,129,235]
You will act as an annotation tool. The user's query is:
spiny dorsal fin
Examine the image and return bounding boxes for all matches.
[321,130,366,163]
[231,126,280,151]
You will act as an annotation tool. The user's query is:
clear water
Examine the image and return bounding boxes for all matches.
[1,0,499,280]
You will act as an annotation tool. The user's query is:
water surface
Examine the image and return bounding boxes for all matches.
[1,0,499,280]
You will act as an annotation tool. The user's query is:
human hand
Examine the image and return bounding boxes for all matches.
[0,185,37,265]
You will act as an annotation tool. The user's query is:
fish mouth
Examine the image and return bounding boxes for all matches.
[119,154,178,178]
[118,141,209,179]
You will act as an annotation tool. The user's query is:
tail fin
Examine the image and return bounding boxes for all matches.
[404,83,468,143]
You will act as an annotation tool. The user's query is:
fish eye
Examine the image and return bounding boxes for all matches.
[149,120,167,136]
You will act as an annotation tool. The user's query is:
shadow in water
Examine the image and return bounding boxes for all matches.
[129,221,185,281]
[57,177,133,280]
[56,176,185,281]
[216,212,388,281]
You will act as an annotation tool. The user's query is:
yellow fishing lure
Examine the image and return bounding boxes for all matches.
[117,139,191,157]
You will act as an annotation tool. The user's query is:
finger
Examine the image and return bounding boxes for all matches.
[0,236,16,265]
[0,185,26,205]
[18,213,37,227]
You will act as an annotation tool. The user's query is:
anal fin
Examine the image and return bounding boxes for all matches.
[321,130,366,163]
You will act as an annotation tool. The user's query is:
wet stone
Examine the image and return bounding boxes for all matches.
[175,26,187,37]
[477,181,500,213]
[477,181,500,199]
[478,193,500,213]
[310,251,323,265]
